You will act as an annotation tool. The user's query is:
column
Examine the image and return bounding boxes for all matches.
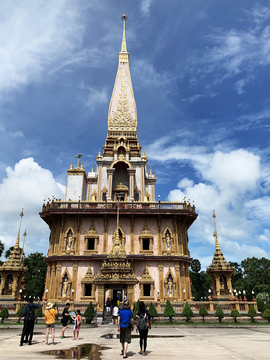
[75,215,81,255]
[72,262,78,301]
[103,215,108,254]
[0,274,6,296]
[141,166,145,201]
[49,263,56,300]
[127,168,135,200]
[158,262,164,300]
[157,216,162,255]
[97,285,104,311]
[106,168,115,201]
[56,262,62,300]
[127,284,134,305]
[130,215,134,254]
[175,263,181,301]
[180,264,185,300]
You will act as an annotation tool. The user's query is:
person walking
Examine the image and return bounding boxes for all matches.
[117,300,134,358]
[60,303,70,339]
[136,301,151,356]
[44,302,58,345]
[71,310,81,340]
[20,296,41,346]
[113,304,119,325]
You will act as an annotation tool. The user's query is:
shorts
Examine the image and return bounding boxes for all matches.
[62,321,68,327]
[74,325,81,332]
[46,323,55,328]
[120,327,131,344]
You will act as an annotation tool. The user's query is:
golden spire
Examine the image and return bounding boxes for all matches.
[91,165,94,173]
[121,14,128,53]
[14,209,24,250]
[96,149,102,160]
[212,209,221,251]
[21,229,27,260]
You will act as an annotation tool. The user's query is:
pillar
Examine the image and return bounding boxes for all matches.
[127,284,134,305]
[175,263,181,301]
[107,168,115,201]
[158,262,164,300]
[56,262,62,300]
[127,168,136,201]
[157,216,162,255]
[130,215,134,254]
[72,262,78,301]
[97,284,104,311]
[103,215,108,254]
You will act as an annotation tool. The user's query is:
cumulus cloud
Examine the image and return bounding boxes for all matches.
[140,0,153,17]
[0,158,65,260]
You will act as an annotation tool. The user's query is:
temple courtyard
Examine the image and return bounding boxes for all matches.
[1,324,269,360]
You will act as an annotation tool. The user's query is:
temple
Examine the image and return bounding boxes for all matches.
[207,210,234,300]
[40,15,197,311]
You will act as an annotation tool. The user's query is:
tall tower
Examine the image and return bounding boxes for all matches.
[41,15,197,311]
[207,210,234,299]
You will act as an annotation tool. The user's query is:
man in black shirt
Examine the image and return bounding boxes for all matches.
[60,303,70,339]
[20,296,41,346]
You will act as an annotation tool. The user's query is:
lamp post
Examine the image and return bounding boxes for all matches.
[183,289,186,302]
[243,290,247,301]
[44,289,48,302]
[208,289,212,301]
[252,290,255,301]
[71,289,74,302]
[239,290,242,301]
[229,289,233,301]
[157,289,160,301]
[235,290,238,301]
[18,289,22,302]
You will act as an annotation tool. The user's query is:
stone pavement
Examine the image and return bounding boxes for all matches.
[1,324,270,360]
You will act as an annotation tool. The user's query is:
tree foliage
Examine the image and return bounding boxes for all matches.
[199,304,208,322]
[263,309,270,322]
[35,307,43,323]
[182,301,194,322]
[0,308,9,323]
[214,306,224,323]
[190,271,212,301]
[256,299,264,312]
[84,302,95,323]
[230,309,241,323]
[149,302,158,319]
[256,292,270,303]
[163,299,176,322]
[247,305,258,322]
[23,252,47,299]
[0,240,4,258]
[133,299,140,319]
[16,304,25,322]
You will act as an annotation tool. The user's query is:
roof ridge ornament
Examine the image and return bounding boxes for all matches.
[121,14,128,53]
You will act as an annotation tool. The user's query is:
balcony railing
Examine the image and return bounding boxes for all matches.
[41,200,196,213]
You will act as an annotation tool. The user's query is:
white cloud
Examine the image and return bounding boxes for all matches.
[140,0,153,17]
[80,83,108,108]
[181,92,219,103]
[0,158,65,259]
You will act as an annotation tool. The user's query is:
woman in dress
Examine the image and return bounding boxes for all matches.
[72,310,81,340]
[136,301,151,356]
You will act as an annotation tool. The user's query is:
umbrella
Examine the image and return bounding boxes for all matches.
[69,311,76,317]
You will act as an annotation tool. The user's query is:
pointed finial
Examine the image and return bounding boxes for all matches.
[70,161,73,170]
[76,154,82,169]
[212,209,221,251]
[150,166,152,174]
[96,149,102,159]
[15,209,24,250]
[121,14,128,52]
[21,229,27,259]
[91,165,94,173]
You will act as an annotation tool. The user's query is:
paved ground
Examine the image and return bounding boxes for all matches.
[1,324,270,360]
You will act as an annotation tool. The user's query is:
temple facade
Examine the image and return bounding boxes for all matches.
[40,15,197,311]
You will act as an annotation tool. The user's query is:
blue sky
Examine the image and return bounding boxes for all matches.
[0,0,270,269]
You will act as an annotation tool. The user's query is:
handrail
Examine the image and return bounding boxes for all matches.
[41,200,196,213]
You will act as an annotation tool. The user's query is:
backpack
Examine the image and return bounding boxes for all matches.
[137,313,147,331]
[26,305,35,321]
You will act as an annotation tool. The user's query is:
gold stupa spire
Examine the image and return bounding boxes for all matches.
[14,209,24,250]
[121,14,128,52]
[212,209,221,251]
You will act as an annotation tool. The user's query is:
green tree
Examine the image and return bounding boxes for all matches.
[0,240,4,258]
[35,307,43,323]
[230,309,241,323]
[190,271,212,301]
[257,299,264,313]
[83,302,95,323]
[133,299,140,319]
[53,303,59,319]
[163,299,176,322]
[23,252,47,299]
[256,292,270,303]
[16,304,25,323]
[0,308,9,323]
[199,304,208,322]
[148,302,158,321]
[229,262,243,289]
[182,301,194,322]
[262,309,270,322]
[247,305,257,322]
[214,306,224,323]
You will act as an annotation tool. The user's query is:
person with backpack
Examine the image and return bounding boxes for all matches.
[136,301,151,356]
[117,300,134,358]
[20,296,41,346]
[60,303,70,339]
[44,302,58,345]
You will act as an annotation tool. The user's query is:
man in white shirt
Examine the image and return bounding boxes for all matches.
[113,304,119,325]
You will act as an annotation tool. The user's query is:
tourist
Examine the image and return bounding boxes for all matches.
[94,305,97,325]
[106,297,112,313]
[44,302,58,345]
[71,310,81,340]
[60,303,70,339]
[117,300,134,358]
[113,304,119,324]
[20,296,41,346]
[136,301,151,356]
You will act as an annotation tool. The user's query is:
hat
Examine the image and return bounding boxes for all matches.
[46,302,53,310]
[124,300,129,307]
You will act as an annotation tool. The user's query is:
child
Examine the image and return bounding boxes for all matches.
[72,310,81,340]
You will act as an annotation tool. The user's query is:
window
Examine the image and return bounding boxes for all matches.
[143,284,151,297]
[135,193,139,201]
[85,284,92,297]
[102,192,107,201]
[87,239,95,250]
[143,239,150,251]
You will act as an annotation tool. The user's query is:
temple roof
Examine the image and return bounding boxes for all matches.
[107,14,137,136]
